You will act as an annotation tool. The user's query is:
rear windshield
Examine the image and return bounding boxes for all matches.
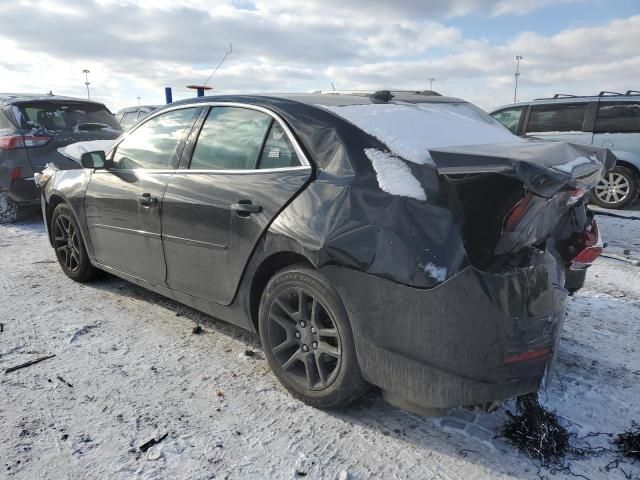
[319,102,520,165]
[11,102,121,132]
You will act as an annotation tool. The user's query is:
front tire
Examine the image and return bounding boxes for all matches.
[51,203,98,282]
[258,266,368,408]
[591,166,638,209]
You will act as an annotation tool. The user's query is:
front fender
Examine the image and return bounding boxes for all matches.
[43,169,95,258]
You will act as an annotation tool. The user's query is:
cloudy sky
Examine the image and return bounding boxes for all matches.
[1,0,639,112]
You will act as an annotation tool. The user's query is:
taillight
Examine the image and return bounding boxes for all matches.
[570,219,603,269]
[502,192,533,233]
[0,135,51,149]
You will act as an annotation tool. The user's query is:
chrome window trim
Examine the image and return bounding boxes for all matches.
[92,165,311,175]
[107,101,312,171]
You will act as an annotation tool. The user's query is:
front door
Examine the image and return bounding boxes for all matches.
[85,107,200,285]
[162,105,312,304]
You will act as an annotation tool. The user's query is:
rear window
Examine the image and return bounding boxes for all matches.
[319,102,520,166]
[526,103,587,133]
[594,102,640,133]
[12,102,121,132]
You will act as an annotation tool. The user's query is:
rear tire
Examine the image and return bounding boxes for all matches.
[258,265,368,408]
[0,192,19,224]
[51,203,98,282]
[591,166,638,209]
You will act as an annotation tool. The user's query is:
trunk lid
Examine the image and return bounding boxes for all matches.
[428,141,616,268]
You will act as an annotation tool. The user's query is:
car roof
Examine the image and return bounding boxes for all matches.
[168,91,468,109]
[0,92,108,107]
[117,105,161,114]
[491,91,640,112]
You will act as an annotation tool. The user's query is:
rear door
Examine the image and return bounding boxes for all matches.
[162,104,312,305]
[524,102,594,145]
[85,106,201,285]
[592,100,640,154]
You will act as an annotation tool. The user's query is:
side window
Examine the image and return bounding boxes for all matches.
[491,107,524,134]
[112,108,197,169]
[258,122,301,169]
[137,110,151,121]
[120,111,138,128]
[526,103,587,133]
[594,102,640,133]
[190,107,272,170]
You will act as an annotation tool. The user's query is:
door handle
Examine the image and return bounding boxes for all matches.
[138,193,158,206]
[231,200,262,217]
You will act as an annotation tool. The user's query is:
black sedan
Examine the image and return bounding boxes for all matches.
[39,92,613,412]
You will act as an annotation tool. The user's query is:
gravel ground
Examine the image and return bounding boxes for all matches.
[1,208,639,480]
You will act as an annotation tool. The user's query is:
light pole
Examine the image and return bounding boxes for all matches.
[428,78,435,91]
[513,55,523,103]
[82,69,91,100]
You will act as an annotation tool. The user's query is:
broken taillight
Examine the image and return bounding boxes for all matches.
[502,192,533,233]
[569,219,603,270]
[567,188,586,205]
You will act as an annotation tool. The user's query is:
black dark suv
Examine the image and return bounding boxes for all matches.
[0,93,122,223]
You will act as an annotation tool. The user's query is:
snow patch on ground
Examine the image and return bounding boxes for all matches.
[0,207,638,479]
[364,148,426,201]
[57,140,115,163]
[320,102,521,165]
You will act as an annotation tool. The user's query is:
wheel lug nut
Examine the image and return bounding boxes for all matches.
[310,327,316,333]
[295,332,301,339]
[302,344,309,352]
[300,321,306,328]
[312,342,318,349]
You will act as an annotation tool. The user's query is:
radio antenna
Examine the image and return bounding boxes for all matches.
[203,43,233,87]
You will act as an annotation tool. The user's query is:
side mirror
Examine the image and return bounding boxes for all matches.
[80,150,111,169]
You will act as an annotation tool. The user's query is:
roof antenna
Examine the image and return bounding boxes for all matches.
[331,82,336,91]
[203,43,233,87]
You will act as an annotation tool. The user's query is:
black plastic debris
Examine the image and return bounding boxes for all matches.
[5,354,56,374]
[192,325,203,334]
[244,350,255,357]
[57,375,73,388]
[614,422,640,459]
[503,393,571,461]
[139,433,168,452]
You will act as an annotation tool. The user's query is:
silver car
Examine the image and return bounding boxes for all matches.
[490,91,640,209]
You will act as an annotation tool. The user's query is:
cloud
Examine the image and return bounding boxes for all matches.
[0,1,637,112]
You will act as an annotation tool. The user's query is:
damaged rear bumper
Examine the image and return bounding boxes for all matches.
[321,255,568,409]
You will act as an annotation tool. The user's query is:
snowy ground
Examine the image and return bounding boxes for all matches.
[1,204,639,480]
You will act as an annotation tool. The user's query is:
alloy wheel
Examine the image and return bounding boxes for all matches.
[595,172,631,206]
[266,287,342,390]
[53,215,81,273]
